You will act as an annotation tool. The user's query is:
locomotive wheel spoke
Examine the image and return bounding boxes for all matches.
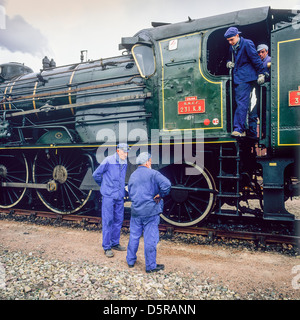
[177,204,182,222]
[189,194,209,204]
[0,153,29,208]
[159,162,216,226]
[183,202,193,221]
[33,149,93,214]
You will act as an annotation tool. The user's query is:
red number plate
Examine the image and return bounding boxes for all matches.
[289,86,300,106]
[178,97,205,114]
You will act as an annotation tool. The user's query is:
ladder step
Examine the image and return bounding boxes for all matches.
[217,175,240,180]
[217,193,241,198]
[214,209,240,216]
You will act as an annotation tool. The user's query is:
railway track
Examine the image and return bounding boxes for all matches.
[0,208,299,249]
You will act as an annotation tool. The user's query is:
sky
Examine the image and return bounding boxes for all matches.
[0,0,300,72]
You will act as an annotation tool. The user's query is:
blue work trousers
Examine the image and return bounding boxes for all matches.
[101,197,124,251]
[126,215,160,271]
[234,82,257,135]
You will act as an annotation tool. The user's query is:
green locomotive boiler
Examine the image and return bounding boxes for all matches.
[0,7,299,226]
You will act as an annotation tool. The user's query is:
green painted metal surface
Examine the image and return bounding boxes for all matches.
[156,33,225,135]
[271,23,300,152]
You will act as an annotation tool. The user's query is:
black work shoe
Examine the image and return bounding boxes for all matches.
[104,249,114,258]
[128,264,134,268]
[111,244,126,251]
[146,264,165,273]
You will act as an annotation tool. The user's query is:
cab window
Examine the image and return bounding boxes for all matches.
[132,45,156,78]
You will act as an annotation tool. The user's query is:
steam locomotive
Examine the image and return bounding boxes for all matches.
[0,6,299,226]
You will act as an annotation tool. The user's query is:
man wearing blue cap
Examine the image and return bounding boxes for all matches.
[126,152,171,273]
[224,27,265,137]
[256,44,271,136]
[93,143,130,258]
[257,44,271,73]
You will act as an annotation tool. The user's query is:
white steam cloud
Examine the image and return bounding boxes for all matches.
[0,13,50,56]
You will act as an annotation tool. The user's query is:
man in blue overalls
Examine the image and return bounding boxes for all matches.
[256,44,271,136]
[225,27,265,137]
[257,44,271,72]
[126,152,171,273]
[93,143,130,258]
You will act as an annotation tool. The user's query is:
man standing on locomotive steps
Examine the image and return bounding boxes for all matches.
[92,143,130,258]
[225,27,266,138]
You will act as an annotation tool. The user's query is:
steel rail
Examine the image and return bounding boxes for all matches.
[0,208,299,247]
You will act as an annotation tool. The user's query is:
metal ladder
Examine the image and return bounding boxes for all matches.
[215,142,241,216]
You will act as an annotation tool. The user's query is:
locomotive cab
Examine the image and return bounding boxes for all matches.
[126,7,299,143]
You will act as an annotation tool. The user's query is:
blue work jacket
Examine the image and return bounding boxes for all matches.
[228,37,265,85]
[128,166,171,218]
[262,54,271,73]
[92,153,127,200]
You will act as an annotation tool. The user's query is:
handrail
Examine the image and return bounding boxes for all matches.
[229,68,233,132]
